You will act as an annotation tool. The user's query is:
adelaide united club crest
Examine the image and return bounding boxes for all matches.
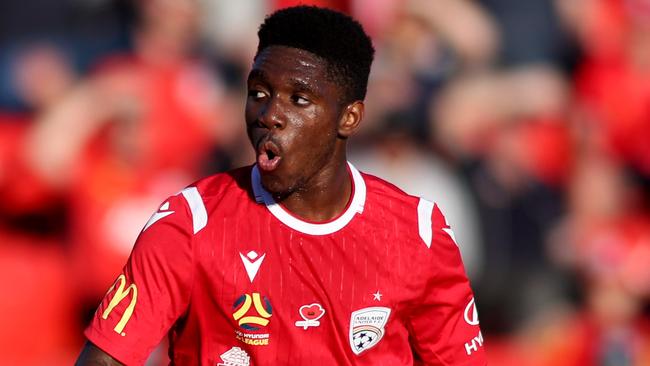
[349,307,391,355]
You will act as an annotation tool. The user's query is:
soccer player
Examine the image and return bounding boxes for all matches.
[76,6,486,366]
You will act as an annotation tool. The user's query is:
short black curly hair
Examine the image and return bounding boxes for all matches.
[255,6,374,104]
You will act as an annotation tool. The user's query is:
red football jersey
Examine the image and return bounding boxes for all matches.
[85,163,486,365]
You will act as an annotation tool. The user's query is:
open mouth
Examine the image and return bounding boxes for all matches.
[257,140,282,172]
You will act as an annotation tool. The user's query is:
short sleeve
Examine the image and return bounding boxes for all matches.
[408,203,487,365]
[84,193,194,365]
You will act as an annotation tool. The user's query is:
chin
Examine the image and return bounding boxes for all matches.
[260,173,296,198]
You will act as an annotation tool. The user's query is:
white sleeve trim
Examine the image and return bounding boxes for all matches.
[417,198,434,248]
[181,187,208,234]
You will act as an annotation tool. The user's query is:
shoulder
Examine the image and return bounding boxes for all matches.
[191,165,253,201]
[145,166,254,236]
[361,171,419,207]
[360,170,454,250]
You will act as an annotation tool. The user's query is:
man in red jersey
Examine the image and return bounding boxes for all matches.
[76,6,486,366]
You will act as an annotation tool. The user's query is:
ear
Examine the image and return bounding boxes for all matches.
[337,101,364,138]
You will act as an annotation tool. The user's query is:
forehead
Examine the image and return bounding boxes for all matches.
[249,46,336,92]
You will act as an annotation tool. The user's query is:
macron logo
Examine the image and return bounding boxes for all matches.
[239,251,266,283]
[143,201,174,231]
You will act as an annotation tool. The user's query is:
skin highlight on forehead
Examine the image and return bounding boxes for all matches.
[297,56,320,69]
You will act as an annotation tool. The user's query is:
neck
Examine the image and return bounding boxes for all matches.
[275,155,352,223]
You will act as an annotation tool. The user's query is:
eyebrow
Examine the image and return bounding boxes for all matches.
[289,77,319,95]
[247,69,322,97]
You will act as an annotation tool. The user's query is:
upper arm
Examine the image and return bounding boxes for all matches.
[83,189,203,365]
[75,341,123,366]
[408,200,486,365]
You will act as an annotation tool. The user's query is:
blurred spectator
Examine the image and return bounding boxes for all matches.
[489,154,650,366]
[431,64,574,333]
[65,0,226,305]
[478,0,580,70]
[551,154,650,301]
[0,44,80,366]
[360,0,499,144]
[199,0,267,69]
[0,0,134,110]
[0,44,77,223]
[11,0,233,337]
[571,0,650,178]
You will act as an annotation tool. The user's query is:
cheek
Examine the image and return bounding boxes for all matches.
[245,104,263,143]
[295,120,338,160]
[301,106,338,135]
[244,102,258,124]
[286,111,335,150]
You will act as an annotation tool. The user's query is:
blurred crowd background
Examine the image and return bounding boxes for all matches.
[1,0,650,364]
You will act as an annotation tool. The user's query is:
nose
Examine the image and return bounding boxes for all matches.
[258,97,285,130]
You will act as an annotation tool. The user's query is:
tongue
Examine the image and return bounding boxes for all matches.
[257,151,281,172]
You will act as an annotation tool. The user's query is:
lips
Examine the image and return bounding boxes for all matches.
[257,140,282,172]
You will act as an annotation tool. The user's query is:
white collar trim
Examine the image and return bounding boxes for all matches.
[251,162,366,235]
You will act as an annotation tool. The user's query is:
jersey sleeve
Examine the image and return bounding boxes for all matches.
[408,201,487,365]
[84,192,195,366]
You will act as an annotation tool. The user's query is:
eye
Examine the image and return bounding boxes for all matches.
[292,95,310,106]
[248,90,267,100]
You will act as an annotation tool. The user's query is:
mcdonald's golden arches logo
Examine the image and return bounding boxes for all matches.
[101,274,138,335]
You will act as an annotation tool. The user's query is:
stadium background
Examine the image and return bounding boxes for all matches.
[1,0,650,364]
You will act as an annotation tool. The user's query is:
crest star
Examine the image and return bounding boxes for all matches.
[372,291,382,301]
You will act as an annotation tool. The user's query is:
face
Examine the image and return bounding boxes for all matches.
[246,46,351,196]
